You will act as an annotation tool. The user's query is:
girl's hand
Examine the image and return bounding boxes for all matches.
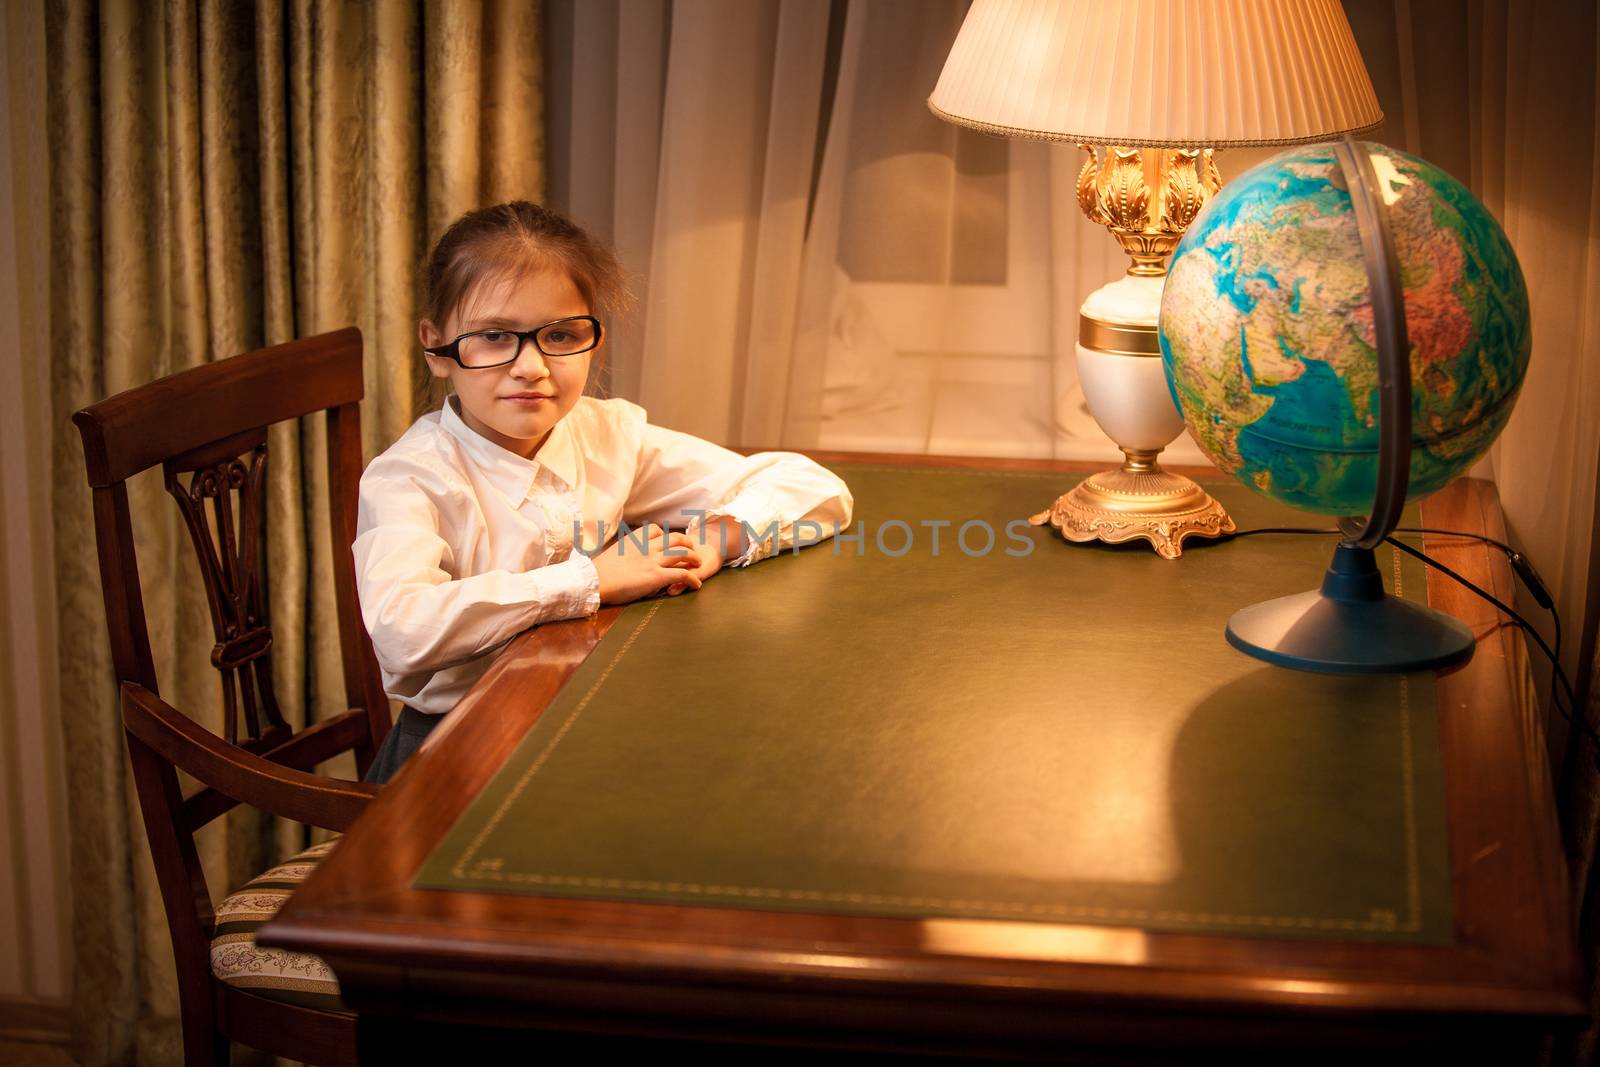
[592,524,703,604]
[664,517,745,596]
[664,545,721,596]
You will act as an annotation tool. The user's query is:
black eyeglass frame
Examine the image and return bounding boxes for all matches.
[421,315,604,369]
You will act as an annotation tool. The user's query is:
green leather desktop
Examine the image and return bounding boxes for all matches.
[416,463,1452,944]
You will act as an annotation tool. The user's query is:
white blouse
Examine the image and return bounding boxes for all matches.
[354,396,854,715]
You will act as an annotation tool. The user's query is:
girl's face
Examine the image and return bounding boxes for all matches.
[421,265,593,459]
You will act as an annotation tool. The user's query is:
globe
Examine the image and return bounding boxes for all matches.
[1157,142,1530,518]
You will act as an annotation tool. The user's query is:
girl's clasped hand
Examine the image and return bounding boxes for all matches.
[593,514,749,601]
[591,522,705,602]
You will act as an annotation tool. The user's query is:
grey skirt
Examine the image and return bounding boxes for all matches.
[363,706,445,785]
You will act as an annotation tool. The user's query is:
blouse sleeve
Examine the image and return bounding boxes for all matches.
[353,465,599,678]
[621,417,854,567]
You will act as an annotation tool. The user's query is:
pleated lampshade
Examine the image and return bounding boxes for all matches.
[929,0,1382,148]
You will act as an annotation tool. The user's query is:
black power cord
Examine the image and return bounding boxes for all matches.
[1216,526,1336,539]
[1383,533,1590,760]
[1394,526,1567,735]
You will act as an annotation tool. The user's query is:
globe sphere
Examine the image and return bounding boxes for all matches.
[1157,142,1530,517]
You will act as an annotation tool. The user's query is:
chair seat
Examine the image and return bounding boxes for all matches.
[211,839,346,1011]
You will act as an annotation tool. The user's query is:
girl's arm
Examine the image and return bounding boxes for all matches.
[354,475,599,678]
[622,418,854,566]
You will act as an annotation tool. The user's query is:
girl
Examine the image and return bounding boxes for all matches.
[355,201,853,783]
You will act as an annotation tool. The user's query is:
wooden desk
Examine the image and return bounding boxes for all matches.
[261,456,1583,1064]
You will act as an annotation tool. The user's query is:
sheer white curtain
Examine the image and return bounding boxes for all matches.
[545,0,1264,462]
[545,0,806,440]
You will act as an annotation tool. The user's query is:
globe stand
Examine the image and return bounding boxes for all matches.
[1225,545,1474,673]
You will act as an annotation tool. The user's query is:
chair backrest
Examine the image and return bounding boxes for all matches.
[74,326,385,719]
[72,328,389,986]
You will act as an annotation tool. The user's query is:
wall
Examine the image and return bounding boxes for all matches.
[0,0,72,1043]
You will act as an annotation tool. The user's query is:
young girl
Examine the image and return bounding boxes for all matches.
[355,201,853,783]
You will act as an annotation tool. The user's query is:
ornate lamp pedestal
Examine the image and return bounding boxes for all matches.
[1031,146,1234,559]
[1032,275,1234,558]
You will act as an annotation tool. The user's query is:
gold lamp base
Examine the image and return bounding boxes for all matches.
[1030,450,1235,560]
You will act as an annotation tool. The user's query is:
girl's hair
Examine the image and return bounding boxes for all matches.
[421,201,630,334]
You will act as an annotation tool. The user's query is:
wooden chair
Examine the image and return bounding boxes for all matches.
[72,327,391,1067]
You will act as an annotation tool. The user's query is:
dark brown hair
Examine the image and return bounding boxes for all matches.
[421,201,629,335]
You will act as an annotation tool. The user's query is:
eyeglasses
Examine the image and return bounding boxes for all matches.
[422,316,603,369]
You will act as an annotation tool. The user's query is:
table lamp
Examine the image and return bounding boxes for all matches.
[929,0,1383,558]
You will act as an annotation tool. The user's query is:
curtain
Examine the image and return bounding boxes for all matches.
[0,0,72,1018]
[549,0,1600,1060]
[545,0,1275,463]
[45,2,544,1063]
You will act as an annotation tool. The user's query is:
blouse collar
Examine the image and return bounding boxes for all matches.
[440,397,578,504]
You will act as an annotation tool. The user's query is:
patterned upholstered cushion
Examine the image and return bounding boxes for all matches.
[211,839,345,1011]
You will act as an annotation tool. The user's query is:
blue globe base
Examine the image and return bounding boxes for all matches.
[1225,545,1475,674]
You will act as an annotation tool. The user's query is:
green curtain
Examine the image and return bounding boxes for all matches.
[45,2,544,1063]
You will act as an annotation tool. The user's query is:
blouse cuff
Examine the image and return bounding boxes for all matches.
[707,494,780,567]
[537,551,601,619]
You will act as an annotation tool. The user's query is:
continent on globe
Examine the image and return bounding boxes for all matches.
[1157,142,1530,517]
